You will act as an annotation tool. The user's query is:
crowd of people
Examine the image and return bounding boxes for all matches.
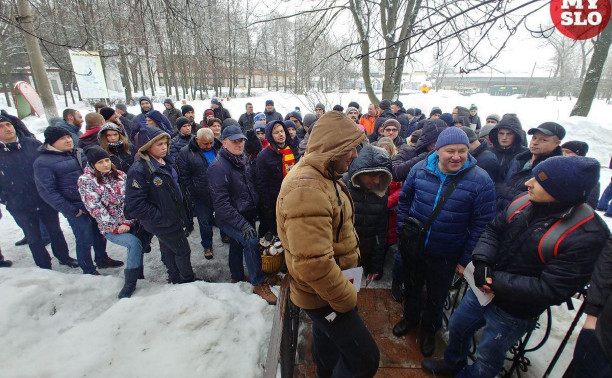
[1,96,612,377]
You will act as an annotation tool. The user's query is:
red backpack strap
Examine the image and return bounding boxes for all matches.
[537,204,595,263]
[506,193,531,222]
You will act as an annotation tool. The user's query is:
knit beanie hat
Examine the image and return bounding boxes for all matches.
[176,117,191,129]
[244,129,262,154]
[439,113,454,126]
[254,113,266,122]
[265,99,274,106]
[289,111,302,124]
[303,113,317,128]
[348,101,360,109]
[284,120,297,130]
[181,105,194,116]
[479,123,496,138]
[115,103,127,112]
[407,108,415,116]
[253,121,266,133]
[333,105,344,112]
[205,109,214,117]
[561,141,589,156]
[379,100,391,110]
[211,98,221,106]
[414,108,422,116]
[533,156,600,204]
[430,107,442,117]
[44,126,72,145]
[315,103,325,111]
[391,100,403,108]
[99,107,116,121]
[85,145,110,168]
[346,107,359,115]
[469,104,478,111]
[486,114,500,123]
[434,127,470,150]
[460,126,478,143]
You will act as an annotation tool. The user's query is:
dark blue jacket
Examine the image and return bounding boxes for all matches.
[0,135,48,211]
[169,133,192,159]
[33,146,87,217]
[208,148,259,231]
[397,152,496,267]
[125,153,185,235]
[176,137,221,201]
[394,108,411,138]
[470,139,500,182]
[264,110,283,124]
[256,121,300,210]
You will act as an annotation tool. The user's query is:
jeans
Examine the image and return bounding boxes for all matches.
[403,254,457,332]
[66,213,109,274]
[392,249,403,281]
[572,328,612,378]
[10,204,71,269]
[104,232,143,269]
[597,179,612,216]
[220,223,264,286]
[156,229,195,283]
[444,290,537,378]
[304,306,380,378]
[193,198,213,249]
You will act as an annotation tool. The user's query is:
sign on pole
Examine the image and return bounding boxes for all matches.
[68,49,109,99]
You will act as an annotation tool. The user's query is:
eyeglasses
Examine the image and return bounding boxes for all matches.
[385,128,398,132]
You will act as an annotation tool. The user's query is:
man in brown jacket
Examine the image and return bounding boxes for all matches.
[276,111,380,378]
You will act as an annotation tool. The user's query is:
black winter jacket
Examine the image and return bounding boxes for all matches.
[585,236,612,362]
[255,121,300,210]
[176,137,221,201]
[169,133,192,159]
[212,106,231,122]
[472,201,609,319]
[489,122,529,182]
[106,142,135,174]
[343,145,392,275]
[0,135,48,212]
[208,148,259,231]
[470,140,500,182]
[496,147,562,211]
[263,110,283,124]
[125,154,185,235]
[34,146,87,217]
[163,107,182,130]
[238,112,255,133]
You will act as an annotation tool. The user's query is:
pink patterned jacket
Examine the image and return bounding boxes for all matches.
[77,166,135,234]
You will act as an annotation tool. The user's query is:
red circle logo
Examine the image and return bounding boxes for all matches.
[550,0,611,40]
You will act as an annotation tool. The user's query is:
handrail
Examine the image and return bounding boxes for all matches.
[263,275,292,378]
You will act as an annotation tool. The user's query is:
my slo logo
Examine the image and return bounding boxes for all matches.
[551,0,611,40]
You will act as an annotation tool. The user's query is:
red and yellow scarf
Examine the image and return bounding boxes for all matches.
[278,146,295,177]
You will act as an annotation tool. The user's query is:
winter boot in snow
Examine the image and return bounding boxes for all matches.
[0,250,12,268]
[138,265,144,279]
[118,268,139,299]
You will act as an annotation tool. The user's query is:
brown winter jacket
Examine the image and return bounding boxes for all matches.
[276,111,366,313]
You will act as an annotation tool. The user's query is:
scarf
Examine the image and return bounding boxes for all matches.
[279,145,295,177]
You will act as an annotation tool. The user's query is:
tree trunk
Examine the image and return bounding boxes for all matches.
[118,45,132,102]
[16,0,58,119]
[571,24,612,116]
[349,0,379,105]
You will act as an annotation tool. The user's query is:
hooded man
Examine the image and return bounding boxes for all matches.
[276,111,380,377]
[394,127,496,357]
[0,117,77,270]
[488,113,528,182]
[125,127,196,284]
[163,98,182,130]
[423,156,609,377]
[34,126,123,274]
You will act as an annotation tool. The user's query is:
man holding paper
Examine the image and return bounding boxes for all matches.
[422,156,609,377]
[276,111,380,378]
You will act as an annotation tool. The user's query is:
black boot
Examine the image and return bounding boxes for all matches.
[392,318,418,337]
[96,257,124,269]
[391,280,404,303]
[420,329,436,357]
[0,251,12,268]
[138,266,144,279]
[15,236,28,246]
[118,269,139,299]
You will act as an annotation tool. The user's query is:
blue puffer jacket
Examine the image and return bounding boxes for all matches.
[256,121,300,210]
[33,145,87,217]
[397,152,496,266]
[208,147,259,231]
[176,137,221,201]
[0,135,47,211]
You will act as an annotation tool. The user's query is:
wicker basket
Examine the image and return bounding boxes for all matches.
[261,252,285,274]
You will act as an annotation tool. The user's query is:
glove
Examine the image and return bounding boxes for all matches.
[184,224,194,237]
[240,223,257,240]
[473,261,493,288]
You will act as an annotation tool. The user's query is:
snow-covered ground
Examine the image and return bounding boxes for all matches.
[0,89,611,377]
